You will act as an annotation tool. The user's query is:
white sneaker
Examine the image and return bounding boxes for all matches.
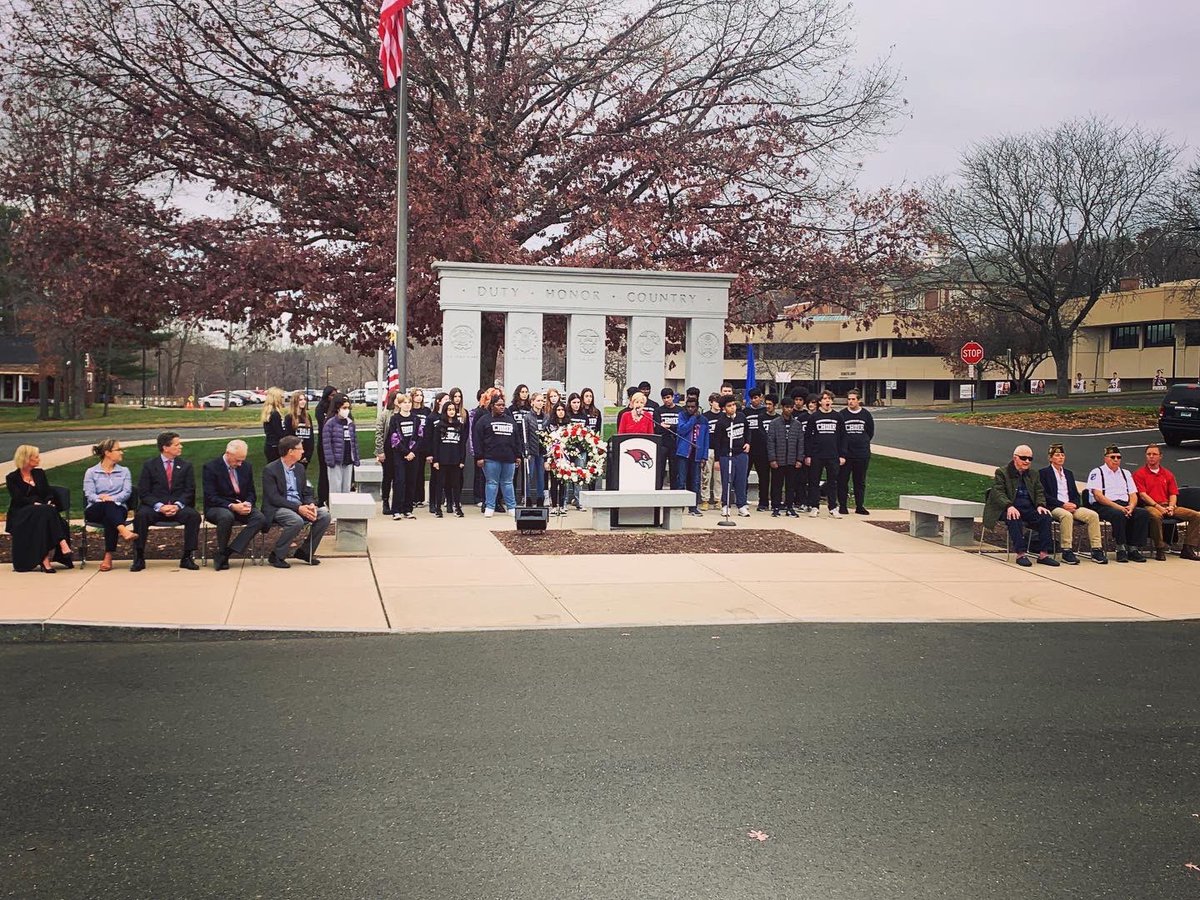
[483,508,494,518]
[809,508,819,518]
[738,506,750,517]
[831,509,843,519]
[510,508,516,517]
[721,506,730,517]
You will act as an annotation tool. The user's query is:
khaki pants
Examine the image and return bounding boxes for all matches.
[701,451,723,505]
[1050,506,1102,550]
[1146,505,1200,549]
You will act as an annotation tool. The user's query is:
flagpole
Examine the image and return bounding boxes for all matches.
[394,20,409,392]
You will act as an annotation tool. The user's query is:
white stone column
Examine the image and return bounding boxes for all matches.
[566,314,606,396]
[685,318,726,395]
[441,308,482,392]
[626,315,666,394]
[503,311,543,391]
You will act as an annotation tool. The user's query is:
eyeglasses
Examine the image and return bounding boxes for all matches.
[1016,455,1033,462]
[1108,454,1122,459]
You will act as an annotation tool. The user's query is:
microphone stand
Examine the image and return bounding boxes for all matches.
[716,419,736,527]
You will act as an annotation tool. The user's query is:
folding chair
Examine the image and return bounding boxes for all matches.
[979,488,1057,562]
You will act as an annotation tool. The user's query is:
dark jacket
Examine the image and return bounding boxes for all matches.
[386,412,421,458]
[840,408,875,459]
[514,409,548,460]
[262,459,314,522]
[202,456,258,511]
[1038,464,1080,510]
[473,410,525,462]
[262,410,284,458]
[283,413,315,464]
[983,462,1046,529]
[766,413,804,467]
[4,468,61,534]
[714,413,748,457]
[430,418,469,467]
[805,409,847,459]
[137,455,196,510]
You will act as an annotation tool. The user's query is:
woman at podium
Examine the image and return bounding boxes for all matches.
[617,392,655,435]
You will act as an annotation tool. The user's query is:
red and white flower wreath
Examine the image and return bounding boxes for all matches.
[542,423,607,484]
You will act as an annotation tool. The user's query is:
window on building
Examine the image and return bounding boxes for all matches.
[1110,325,1139,350]
[891,339,938,357]
[1184,322,1200,346]
[933,381,951,401]
[865,340,880,359]
[1144,323,1174,348]
[0,375,15,402]
[890,380,908,399]
[820,343,857,360]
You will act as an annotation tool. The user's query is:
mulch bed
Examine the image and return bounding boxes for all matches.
[939,407,1157,431]
[0,523,336,564]
[869,519,1122,553]
[494,528,835,555]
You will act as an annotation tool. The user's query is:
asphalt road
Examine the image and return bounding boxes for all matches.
[4,624,1200,899]
[873,408,1200,485]
[0,426,256,463]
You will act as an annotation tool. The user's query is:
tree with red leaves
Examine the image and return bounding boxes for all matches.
[4,0,927,384]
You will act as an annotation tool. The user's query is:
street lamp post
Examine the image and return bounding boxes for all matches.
[305,360,310,393]
[814,347,822,393]
[141,347,147,408]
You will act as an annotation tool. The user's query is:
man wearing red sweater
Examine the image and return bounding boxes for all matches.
[1132,444,1200,561]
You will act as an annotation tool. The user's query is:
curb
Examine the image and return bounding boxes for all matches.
[1,622,397,643]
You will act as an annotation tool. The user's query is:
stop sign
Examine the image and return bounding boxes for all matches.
[960,341,985,366]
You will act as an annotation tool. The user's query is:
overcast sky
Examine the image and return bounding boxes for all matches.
[847,0,1200,190]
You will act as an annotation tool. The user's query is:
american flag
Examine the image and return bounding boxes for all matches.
[378,0,412,91]
[385,332,401,395]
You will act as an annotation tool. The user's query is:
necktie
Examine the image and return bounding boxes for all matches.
[230,467,239,494]
[165,459,173,488]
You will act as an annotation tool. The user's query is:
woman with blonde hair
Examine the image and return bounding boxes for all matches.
[5,444,73,572]
[617,391,655,435]
[260,387,287,462]
[83,439,137,571]
[283,389,315,466]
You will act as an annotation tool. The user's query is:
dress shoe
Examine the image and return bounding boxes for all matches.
[1182,546,1200,561]
[1037,555,1060,567]
[293,549,320,566]
[1127,549,1147,563]
[855,508,870,516]
[40,563,56,574]
[1015,555,1033,567]
[180,555,200,571]
[214,553,230,572]
[268,553,291,569]
[130,556,146,572]
[1155,547,1167,562]
[59,553,75,570]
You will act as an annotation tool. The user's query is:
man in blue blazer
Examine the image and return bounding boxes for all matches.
[202,439,267,571]
[1038,442,1104,565]
[132,431,202,571]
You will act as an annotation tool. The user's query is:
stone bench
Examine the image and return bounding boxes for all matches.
[356,463,384,502]
[329,492,376,552]
[578,489,697,532]
[898,495,985,547]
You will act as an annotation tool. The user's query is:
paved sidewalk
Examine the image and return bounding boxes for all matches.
[2,507,1196,636]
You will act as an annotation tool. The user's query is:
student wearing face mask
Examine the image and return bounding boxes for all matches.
[320,394,360,495]
[804,391,846,518]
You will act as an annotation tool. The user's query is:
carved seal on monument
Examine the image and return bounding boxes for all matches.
[697,332,720,359]
[514,327,537,355]
[576,328,600,356]
[635,330,660,357]
[449,325,475,353]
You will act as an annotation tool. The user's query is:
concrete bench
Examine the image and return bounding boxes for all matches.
[356,463,384,502]
[578,489,697,532]
[898,495,985,547]
[329,492,376,552]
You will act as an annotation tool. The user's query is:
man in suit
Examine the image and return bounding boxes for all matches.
[261,435,331,568]
[132,431,202,571]
[203,439,266,571]
[1039,442,1103,565]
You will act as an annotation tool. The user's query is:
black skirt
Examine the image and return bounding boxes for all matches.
[8,504,70,572]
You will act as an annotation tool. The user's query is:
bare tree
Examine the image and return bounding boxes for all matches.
[926,117,1179,397]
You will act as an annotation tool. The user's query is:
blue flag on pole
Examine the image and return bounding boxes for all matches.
[745,343,757,392]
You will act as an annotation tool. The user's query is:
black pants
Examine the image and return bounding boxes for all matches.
[316,442,329,506]
[837,457,870,512]
[391,454,418,514]
[134,505,201,557]
[429,463,443,510]
[1004,505,1052,554]
[751,451,770,507]
[808,458,840,509]
[380,452,395,508]
[769,465,800,510]
[550,476,568,508]
[85,502,130,552]
[264,444,280,463]
[1096,503,1151,547]
[205,506,267,556]
[439,465,463,509]
[409,459,426,505]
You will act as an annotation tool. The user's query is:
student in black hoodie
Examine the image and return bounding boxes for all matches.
[804,390,847,518]
[472,394,524,518]
[743,387,771,511]
[838,389,875,515]
[387,395,421,520]
[424,392,448,515]
[545,401,572,515]
[430,399,468,517]
[655,388,682,494]
[714,395,751,516]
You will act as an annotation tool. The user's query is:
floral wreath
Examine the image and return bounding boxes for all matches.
[542,423,606,484]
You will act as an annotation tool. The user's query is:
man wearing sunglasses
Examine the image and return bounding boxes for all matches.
[983,444,1059,567]
[1086,444,1150,563]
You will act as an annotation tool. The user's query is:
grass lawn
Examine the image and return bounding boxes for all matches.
[1,433,378,517]
[865,456,990,509]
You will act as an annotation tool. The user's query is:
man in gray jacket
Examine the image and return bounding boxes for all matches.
[262,435,332,568]
[766,396,805,517]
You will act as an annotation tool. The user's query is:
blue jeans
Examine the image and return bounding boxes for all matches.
[675,455,703,508]
[718,455,749,508]
[523,459,545,505]
[483,460,516,512]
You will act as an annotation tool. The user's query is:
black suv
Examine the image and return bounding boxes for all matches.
[1159,384,1200,446]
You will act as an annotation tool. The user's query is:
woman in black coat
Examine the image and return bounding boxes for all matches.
[315,385,337,506]
[5,444,74,573]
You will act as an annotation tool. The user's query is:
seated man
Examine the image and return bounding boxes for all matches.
[1133,443,1200,562]
[1038,442,1104,564]
[261,435,331,568]
[982,444,1059,567]
[1086,444,1149,563]
[202,439,267,571]
[132,431,202,572]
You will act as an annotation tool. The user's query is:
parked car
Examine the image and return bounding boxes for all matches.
[231,389,264,404]
[348,388,368,404]
[1158,384,1200,446]
[198,392,244,408]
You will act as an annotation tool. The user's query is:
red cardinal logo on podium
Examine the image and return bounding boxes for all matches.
[625,448,653,468]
